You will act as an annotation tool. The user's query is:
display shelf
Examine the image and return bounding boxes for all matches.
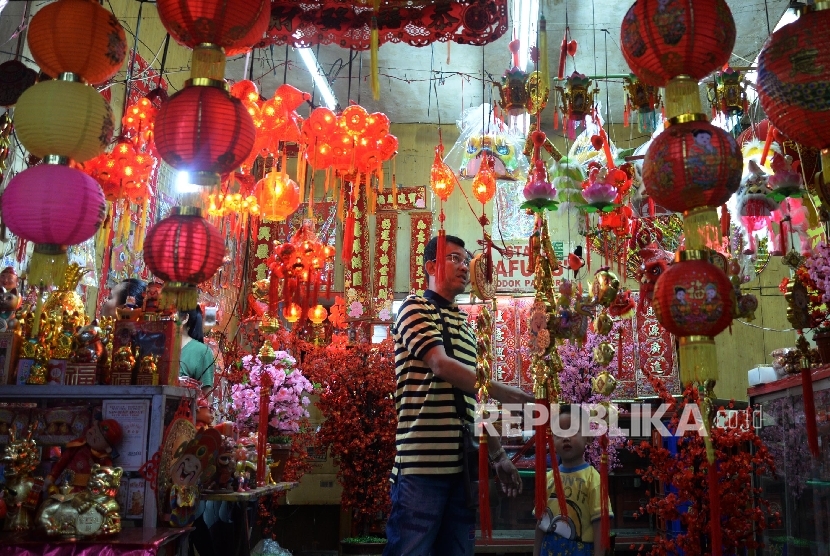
[202,482,298,502]
[0,526,190,556]
[0,384,196,529]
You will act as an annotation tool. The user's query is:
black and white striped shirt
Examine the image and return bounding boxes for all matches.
[390,290,476,479]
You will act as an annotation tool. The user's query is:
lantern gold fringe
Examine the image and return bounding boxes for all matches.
[161,283,199,311]
[665,76,703,121]
[134,197,150,252]
[678,336,718,384]
[683,207,721,251]
[28,246,68,287]
[191,44,226,81]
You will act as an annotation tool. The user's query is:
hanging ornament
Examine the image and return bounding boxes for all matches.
[623,76,661,133]
[494,39,548,117]
[143,207,226,310]
[520,131,558,213]
[266,220,335,324]
[429,140,456,283]
[708,67,747,129]
[554,72,597,140]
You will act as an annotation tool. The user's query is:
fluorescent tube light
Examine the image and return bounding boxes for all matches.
[298,48,338,110]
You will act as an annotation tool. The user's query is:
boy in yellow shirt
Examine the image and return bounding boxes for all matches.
[534,405,612,556]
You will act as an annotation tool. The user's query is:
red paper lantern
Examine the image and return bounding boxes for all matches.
[27,0,127,84]
[144,207,225,309]
[1,163,106,246]
[225,2,271,57]
[256,172,301,221]
[156,0,270,51]
[620,0,736,86]
[154,83,256,186]
[756,7,830,150]
[642,118,742,213]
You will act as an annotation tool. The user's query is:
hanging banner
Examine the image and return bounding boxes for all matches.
[376,186,427,211]
[343,192,371,307]
[460,298,521,388]
[409,212,432,296]
[373,211,397,321]
[635,295,680,397]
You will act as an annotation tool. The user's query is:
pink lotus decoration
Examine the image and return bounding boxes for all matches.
[523,160,557,201]
[581,167,619,211]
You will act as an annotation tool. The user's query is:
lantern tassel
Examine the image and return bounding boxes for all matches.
[161,284,199,311]
[479,433,492,540]
[435,225,447,285]
[134,198,150,252]
[538,15,550,89]
[342,211,355,264]
[801,365,820,458]
[678,336,718,385]
[683,207,721,251]
[28,246,68,288]
[370,16,380,100]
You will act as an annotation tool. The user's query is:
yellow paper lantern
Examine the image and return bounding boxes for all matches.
[283,303,302,323]
[308,304,327,325]
[14,76,113,162]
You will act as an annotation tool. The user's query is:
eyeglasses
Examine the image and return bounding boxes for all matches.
[444,253,472,267]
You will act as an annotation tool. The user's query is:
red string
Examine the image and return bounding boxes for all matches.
[708,463,722,555]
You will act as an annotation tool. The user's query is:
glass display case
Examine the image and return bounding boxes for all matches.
[750,367,830,556]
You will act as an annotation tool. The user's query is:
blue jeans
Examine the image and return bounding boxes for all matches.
[383,473,476,556]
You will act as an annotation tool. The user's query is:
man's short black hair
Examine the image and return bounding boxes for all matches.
[423,235,465,277]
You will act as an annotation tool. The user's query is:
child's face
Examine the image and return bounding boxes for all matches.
[553,414,587,465]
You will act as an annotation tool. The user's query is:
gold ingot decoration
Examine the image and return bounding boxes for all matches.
[2,426,41,532]
[591,369,618,397]
[592,342,616,367]
[41,263,89,320]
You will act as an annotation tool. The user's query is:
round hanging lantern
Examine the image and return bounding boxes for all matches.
[156,0,270,51]
[144,207,225,310]
[154,82,256,186]
[14,76,113,162]
[27,0,127,85]
[652,252,734,384]
[472,156,497,205]
[256,172,301,221]
[642,117,742,213]
[1,163,106,246]
[0,60,37,107]
[756,6,830,150]
[224,2,271,57]
[430,146,456,201]
[620,0,736,87]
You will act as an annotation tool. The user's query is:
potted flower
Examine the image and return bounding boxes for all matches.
[303,340,396,552]
[229,346,314,482]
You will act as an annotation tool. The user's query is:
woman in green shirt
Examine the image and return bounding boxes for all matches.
[179,306,215,394]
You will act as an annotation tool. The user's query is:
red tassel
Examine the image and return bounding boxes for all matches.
[535,399,548,522]
[479,434,492,540]
[546,421,568,518]
[342,211,355,264]
[761,127,775,166]
[779,219,788,255]
[16,238,27,263]
[802,366,820,457]
[257,375,271,487]
[720,204,730,238]
[553,107,559,130]
[485,243,493,285]
[708,463,722,555]
[648,197,655,217]
[599,435,610,552]
[436,227,447,285]
[623,100,630,127]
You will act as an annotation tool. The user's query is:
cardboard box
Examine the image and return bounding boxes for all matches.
[0,332,21,385]
[113,320,180,385]
[285,473,342,505]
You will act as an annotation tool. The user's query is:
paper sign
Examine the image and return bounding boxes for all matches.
[103,400,150,471]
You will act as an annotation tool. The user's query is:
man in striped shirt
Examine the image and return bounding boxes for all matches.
[384,235,534,555]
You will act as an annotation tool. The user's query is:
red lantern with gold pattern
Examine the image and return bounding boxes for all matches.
[620,0,736,87]
[756,6,830,150]
[156,0,270,51]
[144,207,225,310]
[652,252,734,384]
[154,82,256,187]
[27,0,127,85]
[642,117,743,213]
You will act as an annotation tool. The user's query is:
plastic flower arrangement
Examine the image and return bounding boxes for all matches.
[229,350,313,435]
[796,242,830,330]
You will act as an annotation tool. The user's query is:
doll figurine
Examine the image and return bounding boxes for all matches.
[142,282,163,314]
[46,419,123,494]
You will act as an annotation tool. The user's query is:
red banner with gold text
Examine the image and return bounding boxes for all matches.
[409,212,432,296]
[373,211,397,321]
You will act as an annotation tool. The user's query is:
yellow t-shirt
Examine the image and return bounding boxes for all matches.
[545,463,613,544]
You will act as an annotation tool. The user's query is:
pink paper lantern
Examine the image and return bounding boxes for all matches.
[1,164,106,245]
